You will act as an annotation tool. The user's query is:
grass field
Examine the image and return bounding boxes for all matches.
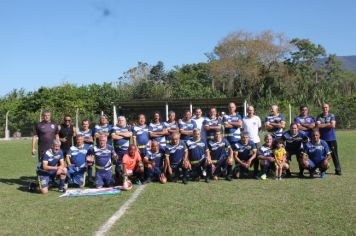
[0,131,355,236]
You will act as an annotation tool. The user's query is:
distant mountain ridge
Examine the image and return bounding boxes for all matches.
[336,56,356,72]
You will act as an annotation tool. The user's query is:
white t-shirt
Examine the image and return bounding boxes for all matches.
[242,115,262,143]
[192,116,206,131]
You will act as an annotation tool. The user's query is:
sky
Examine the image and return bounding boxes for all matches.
[1,0,355,96]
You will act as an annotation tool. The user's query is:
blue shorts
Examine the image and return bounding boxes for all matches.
[146,166,162,180]
[114,149,128,165]
[37,170,57,189]
[307,159,324,169]
[67,166,86,186]
[96,170,113,188]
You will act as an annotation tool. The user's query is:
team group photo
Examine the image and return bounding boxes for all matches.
[0,1,355,235]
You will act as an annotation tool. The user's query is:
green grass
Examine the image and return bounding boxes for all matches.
[1,132,356,235]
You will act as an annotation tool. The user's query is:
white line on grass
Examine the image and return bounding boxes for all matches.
[94,185,146,236]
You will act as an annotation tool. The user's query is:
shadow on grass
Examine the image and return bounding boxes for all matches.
[0,176,36,192]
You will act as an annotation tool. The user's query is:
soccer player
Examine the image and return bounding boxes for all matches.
[143,141,166,184]
[223,102,242,147]
[66,135,91,188]
[132,114,150,158]
[122,144,144,185]
[242,105,261,178]
[282,123,309,177]
[164,133,190,184]
[179,110,197,142]
[232,132,257,178]
[87,135,117,188]
[192,108,208,141]
[258,134,275,180]
[164,111,179,144]
[32,110,59,160]
[207,130,233,181]
[149,112,168,148]
[77,119,94,182]
[300,131,332,178]
[58,114,75,156]
[94,115,112,145]
[294,105,315,138]
[204,107,222,141]
[77,119,94,145]
[186,129,210,183]
[30,140,67,194]
[316,103,341,175]
[264,105,286,140]
[111,116,132,183]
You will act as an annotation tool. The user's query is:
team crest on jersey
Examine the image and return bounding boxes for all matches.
[51,124,55,129]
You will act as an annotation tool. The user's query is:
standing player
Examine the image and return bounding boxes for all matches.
[32,110,59,160]
[179,110,197,142]
[29,140,67,193]
[294,105,315,138]
[94,115,112,145]
[77,119,94,145]
[242,105,261,178]
[186,129,211,183]
[66,135,91,188]
[204,107,222,141]
[149,112,168,148]
[316,103,341,175]
[207,130,233,181]
[264,105,286,140]
[300,131,332,178]
[143,141,166,184]
[192,108,208,141]
[164,111,180,144]
[282,123,309,177]
[111,116,132,183]
[87,136,117,188]
[132,114,150,158]
[232,132,257,178]
[164,133,190,184]
[223,102,242,147]
[58,114,75,156]
[77,119,94,182]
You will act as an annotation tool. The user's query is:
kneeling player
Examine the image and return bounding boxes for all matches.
[258,134,275,180]
[232,132,257,178]
[186,129,210,182]
[301,131,331,178]
[87,136,117,188]
[164,133,190,184]
[30,140,67,194]
[143,141,166,184]
[122,144,144,184]
[66,135,91,188]
[207,130,233,181]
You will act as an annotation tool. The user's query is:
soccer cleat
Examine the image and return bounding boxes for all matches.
[143,178,152,185]
[182,178,188,185]
[28,182,36,192]
[202,170,207,177]
[260,174,267,180]
[205,177,210,183]
[225,175,232,181]
[298,172,305,178]
[279,177,282,181]
[335,171,342,176]
[135,179,142,185]
[58,188,66,193]
[320,171,326,179]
